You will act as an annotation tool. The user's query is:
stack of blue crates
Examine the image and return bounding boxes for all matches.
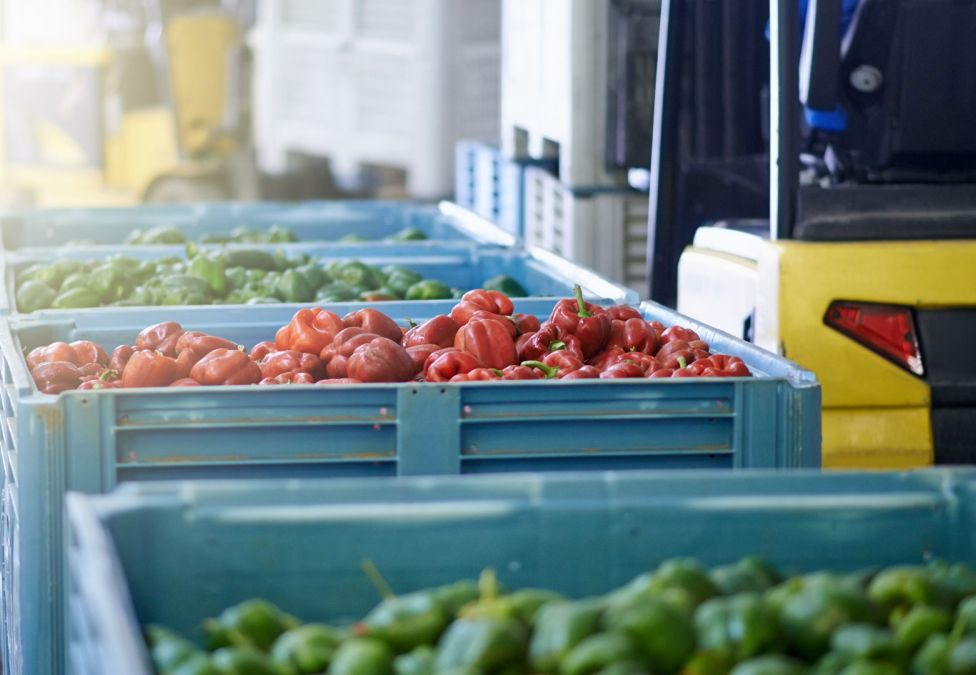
[0,199,820,675]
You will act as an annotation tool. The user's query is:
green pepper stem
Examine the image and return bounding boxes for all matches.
[360,559,395,600]
[549,340,566,351]
[573,284,592,318]
[521,360,559,379]
[479,569,498,601]
[677,356,688,369]
[405,317,417,329]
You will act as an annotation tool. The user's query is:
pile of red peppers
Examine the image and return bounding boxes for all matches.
[26,286,750,394]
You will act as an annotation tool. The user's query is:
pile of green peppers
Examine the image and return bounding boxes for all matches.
[15,251,528,311]
[115,224,428,246]
[144,557,976,675]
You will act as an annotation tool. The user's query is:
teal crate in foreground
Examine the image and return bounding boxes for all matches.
[66,468,976,674]
[0,301,818,675]
[0,200,514,251]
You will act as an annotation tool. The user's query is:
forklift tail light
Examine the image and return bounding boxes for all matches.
[824,301,924,376]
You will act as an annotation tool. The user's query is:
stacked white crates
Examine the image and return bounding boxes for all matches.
[500,0,660,294]
[252,0,501,198]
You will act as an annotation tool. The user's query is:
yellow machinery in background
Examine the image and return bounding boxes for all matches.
[0,6,243,207]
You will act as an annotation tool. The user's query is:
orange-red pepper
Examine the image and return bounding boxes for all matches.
[275,308,344,354]
[346,337,417,383]
[259,350,327,380]
[402,314,460,348]
[189,348,263,386]
[424,349,483,382]
[449,289,514,325]
[454,318,518,370]
[135,321,185,357]
[343,309,403,343]
[121,350,181,388]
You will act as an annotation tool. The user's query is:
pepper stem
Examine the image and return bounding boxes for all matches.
[478,568,498,601]
[574,285,592,318]
[405,317,417,329]
[360,559,395,600]
[677,356,688,369]
[521,360,559,379]
[549,340,566,352]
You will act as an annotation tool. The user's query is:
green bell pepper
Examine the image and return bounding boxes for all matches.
[222,249,282,271]
[270,624,339,675]
[830,624,897,661]
[929,562,976,610]
[431,581,481,619]
[51,287,102,309]
[711,557,782,595]
[895,606,952,652]
[58,272,91,294]
[681,649,737,675]
[266,225,297,243]
[382,265,423,297]
[294,264,329,291]
[728,655,807,675]
[651,558,721,607]
[778,574,878,660]
[330,260,385,290]
[837,660,906,675]
[168,653,221,675]
[694,592,783,661]
[203,598,300,652]
[364,590,449,653]
[913,633,951,675]
[316,282,361,303]
[275,269,316,303]
[436,617,528,673]
[90,263,134,302]
[393,646,437,675]
[210,646,277,675]
[16,280,57,312]
[958,596,976,635]
[482,275,528,298]
[507,589,566,625]
[604,595,696,674]
[160,275,216,301]
[950,637,976,674]
[330,638,395,675]
[560,632,641,675]
[225,267,249,291]
[405,280,453,300]
[188,254,229,296]
[529,600,604,672]
[127,225,187,245]
[868,567,935,617]
[146,625,199,673]
[386,227,427,242]
[19,260,85,290]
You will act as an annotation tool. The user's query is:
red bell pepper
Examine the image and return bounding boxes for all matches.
[516,323,584,362]
[424,349,483,382]
[135,321,185,357]
[689,354,751,377]
[259,350,327,380]
[467,310,518,339]
[77,378,123,390]
[320,328,381,379]
[606,305,643,322]
[660,325,700,344]
[27,342,79,368]
[607,351,659,374]
[587,347,626,371]
[599,361,646,379]
[121,350,181,388]
[108,345,135,373]
[70,340,110,366]
[688,339,710,352]
[454,318,518,370]
[500,364,546,380]
[275,308,344,354]
[606,318,659,355]
[406,344,441,373]
[316,378,364,385]
[450,367,504,382]
[658,349,695,371]
[347,337,417,383]
[402,315,459,348]
[189,348,263,386]
[260,371,317,385]
[343,308,404,343]
[648,368,675,378]
[169,378,202,387]
[175,332,239,360]
[78,362,107,381]
[511,313,541,336]
[249,341,277,361]
[656,339,691,361]
[548,285,611,358]
[449,289,514,325]
[541,350,584,374]
[31,361,82,394]
[560,365,601,380]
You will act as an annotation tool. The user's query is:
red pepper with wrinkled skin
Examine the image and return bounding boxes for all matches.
[467,311,518,339]
[449,289,514,325]
[406,344,441,373]
[560,365,601,380]
[70,341,110,366]
[587,347,626,371]
[500,364,546,380]
[659,350,695,371]
[343,309,403,343]
[401,315,459,348]
[688,339,710,352]
[548,285,611,358]
[511,313,541,336]
[249,341,277,361]
[109,345,135,373]
[656,339,691,361]
[320,328,381,379]
[78,362,107,381]
[347,337,417,383]
[607,351,659,374]
[32,361,82,393]
[122,350,181,388]
[454,318,518,370]
[672,367,697,378]
[174,350,198,379]
[28,342,80,368]
[424,349,483,382]
[189,348,263,386]
[660,325,699,344]
[260,371,317,385]
[517,323,584,362]
[541,350,584,375]
[259,350,327,380]
[169,378,202,387]
[606,318,659,355]
[175,332,239,359]
[275,308,344,354]
[600,361,646,379]
[690,354,751,377]
[136,322,185,357]
[606,305,643,322]
[648,368,675,378]
[450,367,504,382]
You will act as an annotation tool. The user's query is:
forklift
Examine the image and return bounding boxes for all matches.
[648,0,976,469]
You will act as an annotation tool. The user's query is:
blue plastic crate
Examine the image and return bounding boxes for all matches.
[65,468,976,674]
[455,140,557,238]
[2,243,638,316]
[0,301,818,675]
[0,201,515,251]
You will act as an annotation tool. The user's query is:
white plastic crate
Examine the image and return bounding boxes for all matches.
[252,0,501,198]
[501,0,661,189]
[523,166,649,295]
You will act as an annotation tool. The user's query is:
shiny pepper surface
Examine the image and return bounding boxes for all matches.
[455,319,518,370]
[175,332,239,361]
[425,349,482,382]
[109,345,135,373]
[122,350,181,388]
[449,289,514,325]
[276,308,344,354]
[607,318,659,354]
[363,591,448,653]
[694,593,783,661]
[321,328,382,379]
[136,321,185,357]
[32,361,82,394]
[259,350,327,380]
[343,308,404,343]
[347,337,417,383]
[548,285,611,358]
[190,348,263,386]
[530,600,604,673]
[249,341,276,361]
[517,323,584,363]
[402,315,459,349]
